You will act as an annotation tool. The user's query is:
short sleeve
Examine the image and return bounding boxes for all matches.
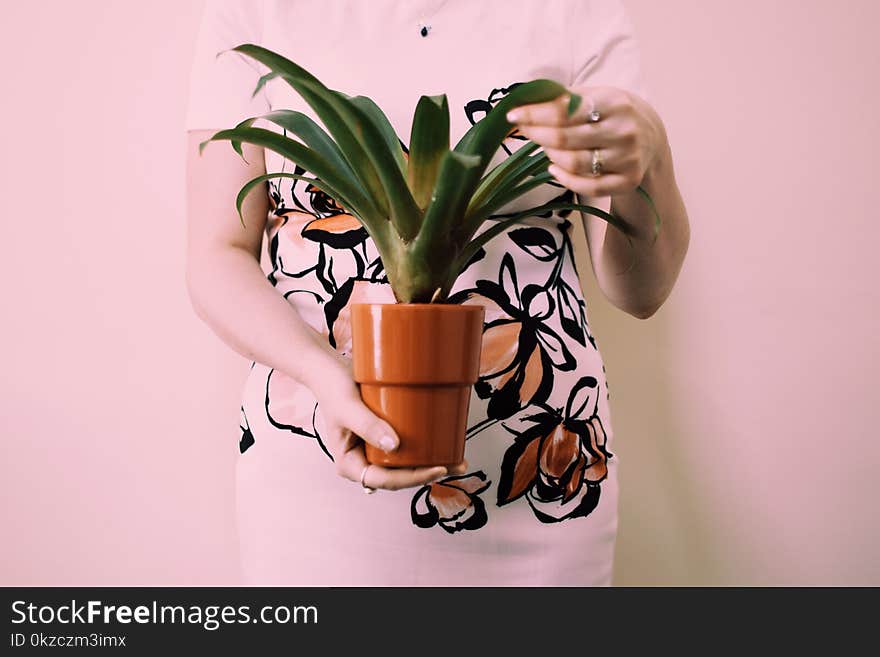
[184,0,271,131]
[568,0,650,102]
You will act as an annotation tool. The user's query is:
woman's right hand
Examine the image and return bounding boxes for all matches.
[305,344,468,491]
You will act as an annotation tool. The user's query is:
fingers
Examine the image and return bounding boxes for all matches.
[334,439,471,491]
[364,463,450,491]
[319,393,471,491]
[506,86,624,127]
[514,121,609,151]
[338,397,399,453]
[506,92,584,127]
[365,458,469,490]
[337,444,448,491]
[543,145,626,177]
[446,460,469,476]
[547,164,630,198]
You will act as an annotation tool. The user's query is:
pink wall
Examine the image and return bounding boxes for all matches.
[1,0,877,586]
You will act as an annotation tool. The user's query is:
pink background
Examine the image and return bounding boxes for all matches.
[1,0,877,586]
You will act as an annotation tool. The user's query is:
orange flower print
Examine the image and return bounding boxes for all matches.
[496,376,612,523]
[266,174,374,284]
[411,472,492,533]
[449,253,575,420]
[300,182,368,249]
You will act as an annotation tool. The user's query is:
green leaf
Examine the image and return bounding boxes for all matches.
[462,151,550,236]
[228,116,256,159]
[448,200,638,291]
[483,170,556,218]
[232,172,344,227]
[635,184,662,245]
[452,78,572,200]
[234,171,395,256]
[198,126,376,222]
[261,109,359,182]
[466,141,539,218]
[406,94,450,210]
[250,69,279,100]
[296,77,422,241]
[412,150,482,257]
[348,94,407,176]
[230,44,390,217]
[226,109,364,197]
[567,92,582,116]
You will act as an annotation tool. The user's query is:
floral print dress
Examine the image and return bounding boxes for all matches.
[185,0,647,586]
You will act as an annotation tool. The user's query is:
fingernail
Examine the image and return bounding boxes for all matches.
[430,467,448,482]
[379,435,397,452]
[506,109,520,122]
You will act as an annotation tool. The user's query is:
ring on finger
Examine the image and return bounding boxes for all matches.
[585,95,601,123]
[590,148,604,177]
[360,463,376,494]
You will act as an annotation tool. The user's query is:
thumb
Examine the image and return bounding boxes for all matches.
[344,399,399,453]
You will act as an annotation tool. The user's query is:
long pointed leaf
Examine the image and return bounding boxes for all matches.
[452,79,579,202]
[233,172,393,253]
[229,44,389,216]
[458,167,555,245]
[348,94,407,176]
[232,172,337,226]
[296,77,422,241]
[406,94,450,210]
[233,44,424,238]
[262,110,359,182]
[228,110,361,193]
[444,200,638,298]
[411,150,482,257]
[635,184,662,244]
[463,152,550,231]
[467,141,539,214]
[198,126,375,219]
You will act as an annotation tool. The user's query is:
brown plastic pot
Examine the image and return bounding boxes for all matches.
[350,303,485,468]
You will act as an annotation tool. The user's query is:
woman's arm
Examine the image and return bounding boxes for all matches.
[508,89,690,319]
[185,131,462,489]
[583,106,690,319]
[185,134,337,385]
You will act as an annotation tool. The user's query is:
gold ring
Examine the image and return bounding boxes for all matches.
[360,464,376,494]
[591,148,604,176]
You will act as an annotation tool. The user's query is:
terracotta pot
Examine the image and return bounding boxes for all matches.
[351,303,485,468]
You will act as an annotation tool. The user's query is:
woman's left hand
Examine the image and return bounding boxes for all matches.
[505,86,666,199]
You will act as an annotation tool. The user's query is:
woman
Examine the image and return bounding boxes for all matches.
[185,0,690,586]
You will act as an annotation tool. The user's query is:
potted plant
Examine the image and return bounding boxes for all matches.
[198,44,660,468]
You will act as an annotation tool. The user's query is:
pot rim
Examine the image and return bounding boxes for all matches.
[350,302,484,312]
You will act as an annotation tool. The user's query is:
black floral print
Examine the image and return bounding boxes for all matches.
[448,251,575,421]
[411,472,492,533]
[496,376,612,523]
[265,367,333,460]
[239,405,254,454]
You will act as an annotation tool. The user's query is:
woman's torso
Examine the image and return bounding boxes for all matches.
[234,0,621,586]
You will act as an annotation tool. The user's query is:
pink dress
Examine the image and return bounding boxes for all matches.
[185,0,649,586]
